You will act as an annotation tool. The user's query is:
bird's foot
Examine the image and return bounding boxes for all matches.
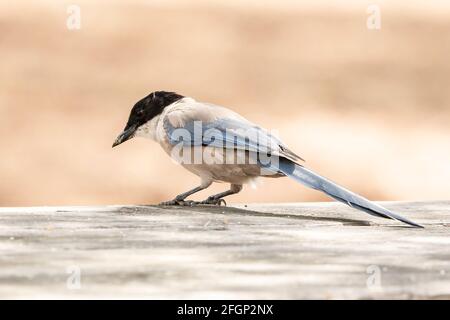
[200,197,227,206]
[159,199,200,206]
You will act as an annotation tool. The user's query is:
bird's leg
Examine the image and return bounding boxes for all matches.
[201,184,243,206]
[160,180,212,206]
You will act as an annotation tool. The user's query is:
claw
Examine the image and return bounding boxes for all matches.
[160,196,227,207]
[159,199,200,206]
[200,197,227,206]
[159,199,178,206]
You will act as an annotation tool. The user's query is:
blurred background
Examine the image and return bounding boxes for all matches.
[0,0,449,206]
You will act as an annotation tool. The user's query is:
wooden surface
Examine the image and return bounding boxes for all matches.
[0,201,449,299]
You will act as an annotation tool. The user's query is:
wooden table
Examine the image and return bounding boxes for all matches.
[0,201,449,299]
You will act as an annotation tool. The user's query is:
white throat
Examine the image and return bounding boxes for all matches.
[134,115,160,141]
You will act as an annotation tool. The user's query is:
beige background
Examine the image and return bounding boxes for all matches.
[0,0,449,206]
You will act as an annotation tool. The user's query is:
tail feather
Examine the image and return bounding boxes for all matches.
[276,159,423,228]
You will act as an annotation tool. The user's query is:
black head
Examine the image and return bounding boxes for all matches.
[112,91,184,147]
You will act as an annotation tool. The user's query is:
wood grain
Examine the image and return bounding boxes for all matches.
[0,201,449,299]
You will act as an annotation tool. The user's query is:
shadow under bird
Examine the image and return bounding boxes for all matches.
[113,91,422,228]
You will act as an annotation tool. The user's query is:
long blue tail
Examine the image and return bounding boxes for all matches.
[276,159,423,228]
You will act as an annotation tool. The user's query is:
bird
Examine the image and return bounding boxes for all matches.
[113,91,422,228]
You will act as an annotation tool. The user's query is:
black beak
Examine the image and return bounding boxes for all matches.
[112,126,137,148]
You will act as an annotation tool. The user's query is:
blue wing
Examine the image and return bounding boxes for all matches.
[163,117,303,163]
